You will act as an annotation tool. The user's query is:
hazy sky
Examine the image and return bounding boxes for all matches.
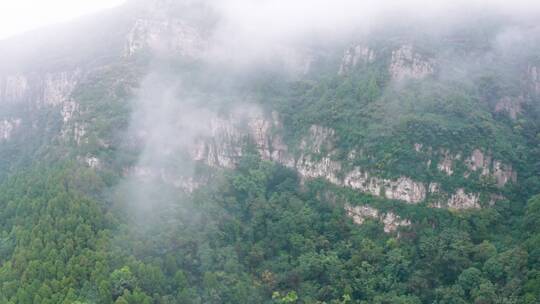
[0,0,126,40]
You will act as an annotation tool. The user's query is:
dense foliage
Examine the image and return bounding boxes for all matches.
[0,155,538,303]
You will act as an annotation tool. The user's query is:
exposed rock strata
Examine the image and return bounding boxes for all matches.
[345,204,411,233]
[125,18,206,57]
[495,96,523,120]
[0,71,80,106]
[389,45,434,80]
[338,45,375,75]
[528,64,540,95]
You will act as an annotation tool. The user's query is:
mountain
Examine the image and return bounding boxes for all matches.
[0,1,539,303]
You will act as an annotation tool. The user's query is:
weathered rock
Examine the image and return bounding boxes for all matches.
[337,168,427,203]
[85,156,101,169]
[437,150,455,176]
[345,204,411,233]
[338,45,375,75]
[495,96,523,120]
[493,161,517,188]
[384,177,426,203]
[382,212,411,233]
[465,149,492,176]
[61,100,80,123]
[345,204,379,225]
[125,18,205,57]
[343,168,382,197]
[296,155,342,185]
[0,118,22,141]
[389,45,434,81]
[528,64,540,95]
[300,125,335,154]
[428,182,440,193]
[0,71,80,106]
[184,114,514,208]
[464,149,516,187]
[0,75,28,103]
[446,189,480,210]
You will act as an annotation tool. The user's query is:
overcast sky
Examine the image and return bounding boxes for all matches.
[0,0,126,40]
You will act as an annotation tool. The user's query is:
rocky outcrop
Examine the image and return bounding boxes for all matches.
[465,149,491,176]
[79,155,101,169]
[437,150,458,176]
[464,149,516,187]
[0,118,21,141]
[125,18,206,57]
[248,113,296,167]
[528,64,540,95]
[384,177,426,203]
[494,96,523,120]
[492,160,517,188]
[297,155,342,185]
[178,113,513,208]
[0,71,80,106]
[446,189,480,210]
[389,45,434,81]
[416,146,516,188]
[0,75,28,103]
[61,100,80,123]
[187,114,512,207]
[189,114,428,204]
[190,116,245,168]
[190,112,294,169]
[345,204,411,233]
[338,45,375,75]
[431,188,480,210]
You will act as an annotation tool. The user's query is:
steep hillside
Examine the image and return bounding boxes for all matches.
[0,0,539,303]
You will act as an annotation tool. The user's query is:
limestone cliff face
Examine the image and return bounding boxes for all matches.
[125,18,206,57]
[495,96,523,120]
[437,149,458,176]
[0,71,80,106]
[528,64,540,95]
[338,45,376,75]
[187,115,428,204]
[416,144,517,188]
[184,113,518,209]
[345,204,411,233]
[343,169,427,203]
[389,45,434,81]
[464,149,517,187]
[444,189,480,210]
[189,111,294,169]
[0,70,83,147]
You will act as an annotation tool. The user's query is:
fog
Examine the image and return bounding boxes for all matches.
[0,0,126,40]
[110,0,540,222]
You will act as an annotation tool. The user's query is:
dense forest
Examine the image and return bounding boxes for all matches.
[0,156,539,303]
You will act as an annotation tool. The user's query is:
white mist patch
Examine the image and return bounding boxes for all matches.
[121,70,265,201]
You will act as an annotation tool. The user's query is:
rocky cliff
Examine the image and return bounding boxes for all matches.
[177,111,512,210]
